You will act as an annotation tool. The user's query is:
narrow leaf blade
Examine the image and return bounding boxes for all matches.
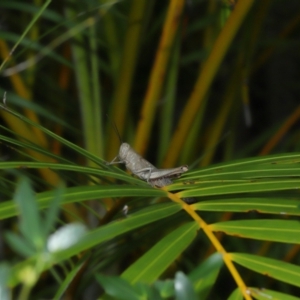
[121,222,199,284]
[210,220,300,243]
[193,198,300,216]
[230,253,300,288]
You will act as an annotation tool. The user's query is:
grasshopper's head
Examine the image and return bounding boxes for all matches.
[119,143,130,160]
[181,165,189,173]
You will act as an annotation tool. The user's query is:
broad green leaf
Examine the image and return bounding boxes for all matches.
[210,220,300,243]
[96,274,141,300]
[189,252,223,298]
[192,198,300,215]
[0,185,166,220]
[121,222,199,284]
[249,287,300,300]
[174,271,197,300]
[230,253,300,288]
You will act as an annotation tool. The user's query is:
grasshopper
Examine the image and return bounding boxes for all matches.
[108,142,188,187]
[107,120,194,203]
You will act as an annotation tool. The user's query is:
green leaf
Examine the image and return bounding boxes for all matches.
[13,178,44,250]
[43,184,64,237]
[5,232,35,257]
[9,203,181,287]
[230,253,300,288]
[189,252,223,298]
[0,161,145,185]
[53,263,85,300]
[0,185,166,220]
[184,153,300,180]
[96,274,141,300]
[0,263,11,300]
[153,280,174,298]
[227,287,243,300]
[249,287,300,300]
[178,179,300,198]
[121,222,199,284]
[174,271,197,300]
[53,202,181,262]
[210,220,300,243]
[192,198,300,215]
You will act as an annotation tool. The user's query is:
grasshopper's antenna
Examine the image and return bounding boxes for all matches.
[106,114,123,144]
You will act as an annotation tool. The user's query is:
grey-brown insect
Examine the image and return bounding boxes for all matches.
[107,120,195,203]
[108,142,188,187]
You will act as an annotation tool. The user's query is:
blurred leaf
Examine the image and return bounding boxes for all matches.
[52,203,182,263]
[47,223,88,253]
[153,280,174,298]
[0,263,11,300]
[210,220,300,243]
[174,271,197,300]
[0,184,166,220]
[189,252,223,298]
[96,274,142,300]
[249,287,300,300]
[5,232,35,257]
[53,262,85,300]
[230,253,300,288]
[13,177,44,250]
[43,184,64,237]
[121,222,199,284]
[227,287,243,300]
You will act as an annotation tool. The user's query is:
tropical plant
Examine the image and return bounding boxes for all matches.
[0,0,300,299]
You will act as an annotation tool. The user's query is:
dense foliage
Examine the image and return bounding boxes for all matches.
[0,0,300,299]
